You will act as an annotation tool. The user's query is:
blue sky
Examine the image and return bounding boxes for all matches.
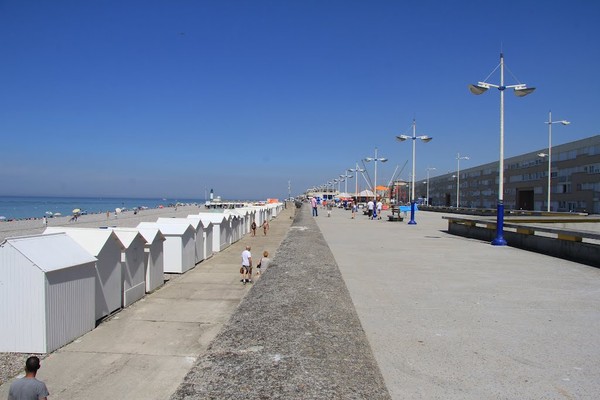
[1,1,599,200]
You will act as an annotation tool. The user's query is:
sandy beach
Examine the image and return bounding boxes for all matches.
[0,205,205,242]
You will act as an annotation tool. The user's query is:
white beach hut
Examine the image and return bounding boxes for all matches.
[187,215,214,260]
[137,221,195,273]
[224,211,242,244]
[196,213,229,253]
[157,217,205,264]
[0,233,97,353]
[44,227,125,321]
[136,226,165,293]
[104,228,147,307]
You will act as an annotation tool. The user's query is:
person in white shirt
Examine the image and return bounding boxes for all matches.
[241,246,252,285]
[367,200,374,219]
[376,200,383,220]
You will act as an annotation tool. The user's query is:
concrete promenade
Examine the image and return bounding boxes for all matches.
[2,203,599,399]
[315,207,600,399]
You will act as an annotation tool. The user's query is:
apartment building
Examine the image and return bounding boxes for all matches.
[426,135,600,214]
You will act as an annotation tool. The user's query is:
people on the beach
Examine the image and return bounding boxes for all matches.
[8,356,49,400]
[241,246,252,284]
[311,197,318,216]
[42,216,47,226]
[262,220,269,235]
[251,221,257,236]
[327,201,333,217]
[256,250,271,277]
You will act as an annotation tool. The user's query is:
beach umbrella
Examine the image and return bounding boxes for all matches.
[115,208,122,214]
[72,208,81,214]
[45,211,53,216]
[0,216,6,221]
[54,212,62,217]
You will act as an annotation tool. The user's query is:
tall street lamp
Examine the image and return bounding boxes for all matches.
[469,52,535,246]
[396,119,433,225]
[537,110,570,212]
[364,148,388,219]
[340,172,353,194]
[426,167,436,206]
[456,153,470,208]
[350,163,365,198]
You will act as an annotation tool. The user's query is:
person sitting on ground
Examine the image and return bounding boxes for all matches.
[8,356,49,400]
[256,250,272,277]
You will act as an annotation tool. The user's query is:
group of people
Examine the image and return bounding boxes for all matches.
[310,196,384,220]
[240,245,271,285]
[250,220,270,236]
[366,199,383,220]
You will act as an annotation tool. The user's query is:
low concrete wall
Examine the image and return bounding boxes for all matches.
[447,222,599,268]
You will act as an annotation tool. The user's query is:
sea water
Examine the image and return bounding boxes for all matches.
[0,196,204,220]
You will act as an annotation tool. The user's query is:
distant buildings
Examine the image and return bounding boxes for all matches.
[426,135,600,214]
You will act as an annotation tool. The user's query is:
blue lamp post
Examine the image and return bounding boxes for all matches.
[469,53,535,246]
[396,119,433,225]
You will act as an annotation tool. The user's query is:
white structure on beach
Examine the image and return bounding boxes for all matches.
[0,233,97,353]
[136,226,166,293]
[196,213,230,253]
[44,227,125,321]
[157,217,205,265]
[104,228,147,307]
[186,215,214,260]
[137,221,195,274]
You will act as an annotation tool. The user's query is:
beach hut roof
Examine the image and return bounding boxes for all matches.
[2,233,97,272]
[187,215,212,229]
[137,222,194,236]
[136,227,166,243]
[195,213,228,224]
[156,217,199,231]
[104,228,147,248]
[44,227,124,256]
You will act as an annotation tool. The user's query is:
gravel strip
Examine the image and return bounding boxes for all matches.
[171,206,391,399]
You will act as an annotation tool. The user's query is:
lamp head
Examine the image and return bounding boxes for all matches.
[380,158,388,163]
[560,120,571,125]
[537,152,548,157]
[514,87,536,97]
[396,135,409,142]
[419,135,433,143]
[468,84,488,95]
[364,157,374,162]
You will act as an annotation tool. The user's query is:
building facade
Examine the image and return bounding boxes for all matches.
[426,135,600,214]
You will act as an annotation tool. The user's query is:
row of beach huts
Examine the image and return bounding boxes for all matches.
[0,203,284,354]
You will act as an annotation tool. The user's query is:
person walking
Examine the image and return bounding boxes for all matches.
[376,200,383,220]
[351,202,357,219]
[251,221,257,236]
[367,200,374,219]
[8,356,49,400]
[241,246,252,284]
[311,196,318,217]
[327,201,333,217]
[256,250,272,277]
[262,220,270,236]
